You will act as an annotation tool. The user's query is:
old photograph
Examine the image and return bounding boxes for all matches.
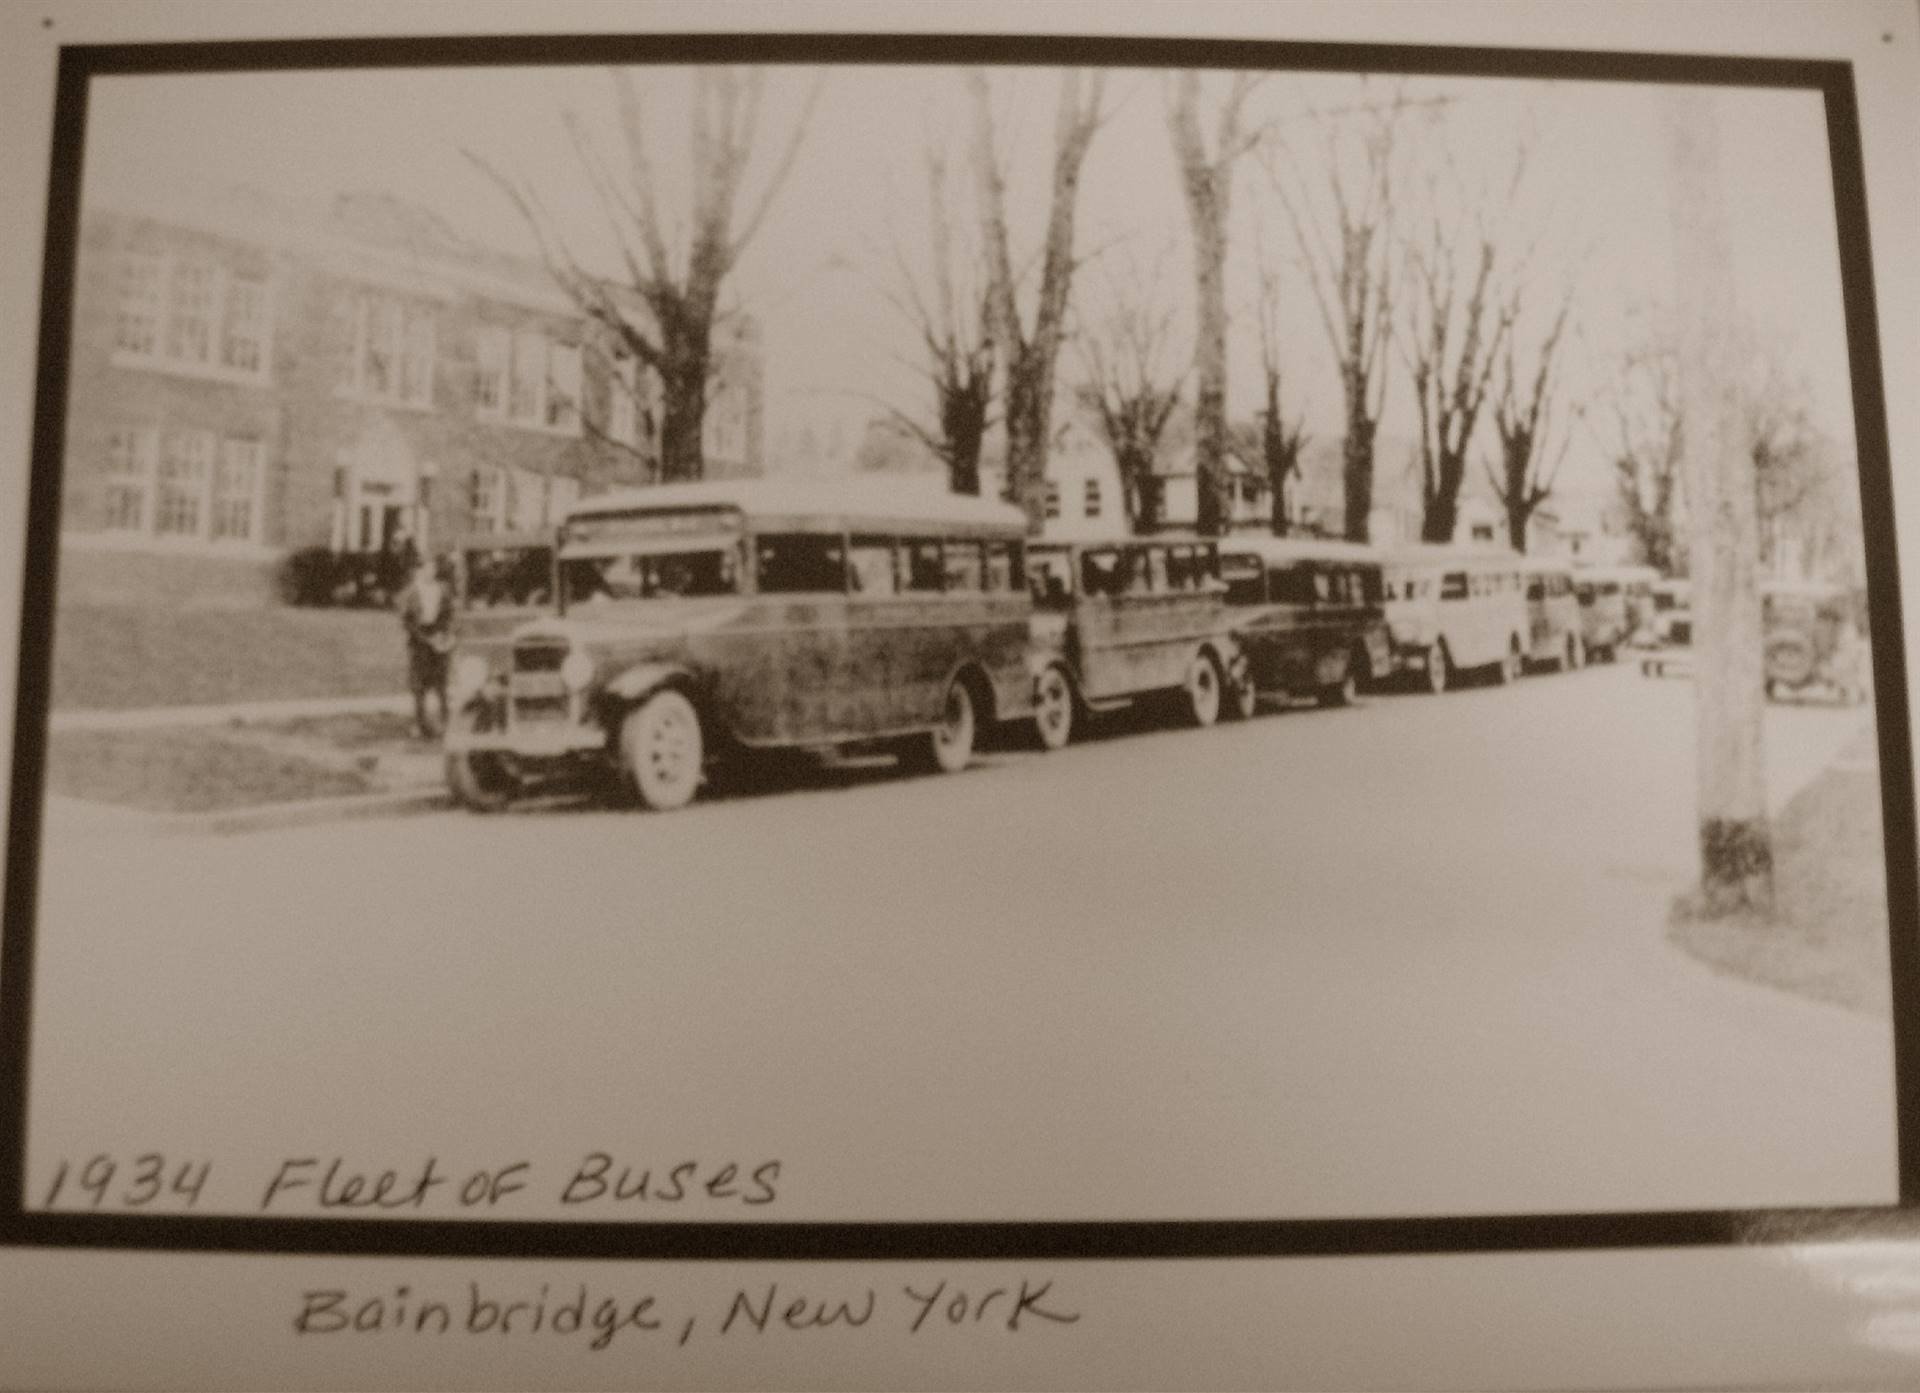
[11,44,1904,1231]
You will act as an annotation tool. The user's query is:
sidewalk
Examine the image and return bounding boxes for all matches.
[48,692,412,733]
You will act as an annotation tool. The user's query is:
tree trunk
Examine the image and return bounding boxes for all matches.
[1190,216,1229,538]
[1343,407,1375,543]
[1664,89,1771,916]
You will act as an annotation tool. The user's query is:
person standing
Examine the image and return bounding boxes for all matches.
[400,555,455,738]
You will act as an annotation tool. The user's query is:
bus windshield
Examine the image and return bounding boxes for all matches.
[562,548,739,606]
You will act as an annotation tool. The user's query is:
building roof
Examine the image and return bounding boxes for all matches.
[567,476,1029,532]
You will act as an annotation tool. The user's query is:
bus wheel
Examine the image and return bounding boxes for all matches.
[1425,641,1452,695]
[919,676,979,773]
[1184,651,1223,728]
[1566,634,1584,671]
[445,708,518,812]
[621,689,704,811]
[1034,664,1076,750]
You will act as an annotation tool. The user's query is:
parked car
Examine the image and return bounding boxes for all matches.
[1026,536,1245,748]
[1218,537,1391,708]
[1763,581,1870,704]
[444,479,1037,811]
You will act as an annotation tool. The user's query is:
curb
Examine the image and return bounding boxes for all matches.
[152,785,451,837]
[49,693,414,733]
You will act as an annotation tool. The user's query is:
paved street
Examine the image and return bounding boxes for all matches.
[27,663,1896,1221]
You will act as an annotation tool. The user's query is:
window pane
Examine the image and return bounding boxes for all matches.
[546,344,581,429]
[942,540,983,592]
[1080,548,1122,597]
[222,277,267,374]
[156,431,212,536]
[165,261,215,363]
[1441,573,1469,600]
[756,533,846,594]
[902,539,944,593]
[848,537,896,595]
[1145,547,1169,593]
[984,541,1016,593]
[103,428,150,531]
[1029,549,1073,607]
[476,327,509,414]
[212,439,260,541]
[115,253,165,356]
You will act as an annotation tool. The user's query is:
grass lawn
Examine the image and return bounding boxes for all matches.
[1670,727,1891,1016]
[51,602,409,711]
[46,712,438,814]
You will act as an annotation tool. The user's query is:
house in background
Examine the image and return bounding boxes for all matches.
[61,182,763,606]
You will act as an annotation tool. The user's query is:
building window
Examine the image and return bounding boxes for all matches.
[114,254,166,358]
[155,430,215,538]
[476,326,509,417]
[1044,480,1062,521]
[609,354,638,447]
[471,467,503,533]
[211,438,262,542]
[1084,478,1102,517]
[222,276,268,374]
[115,251,273,383]
[511,330,546,423]
[103,427,157,532]
[344,291,433,407]
[546,344,581,432]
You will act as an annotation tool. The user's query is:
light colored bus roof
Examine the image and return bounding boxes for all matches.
[1030,531,1219,552]
[1217,535,1382,566]
[566,476,1030,533]
[1376,542,1523,569]
[1572,562,1660,582]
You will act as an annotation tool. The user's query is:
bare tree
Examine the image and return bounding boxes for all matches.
[875,142,996,495]
[1074,257,1187,533]
[1401,200,1517,544]
[1741,355,1855,583]
[1252,241,1308,536]
[969,69,1106,531]
[1165,71,1262,536]
[1262,90,1406,543]
[473,67,821,482]
[1664,89,1770,918]
[1486,288,1574,552]
[1601,338,1688,576]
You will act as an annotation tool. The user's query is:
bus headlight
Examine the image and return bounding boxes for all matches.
[560,649,596,693]
[450,654,490,705]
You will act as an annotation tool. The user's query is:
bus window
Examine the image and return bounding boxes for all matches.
[1029,548,1073,607]
[1220,554,1264,605]
[903,539,945,592]
[1527,576,1545,601]
[985,540,1019,593]
[943,540,985,592]
[1273,565,1314,605]
[848,536,897,595]
[1146,546,1171,593]
[1441,572,1469,601]
[756,534,847,594]
[1081,548,1123,598]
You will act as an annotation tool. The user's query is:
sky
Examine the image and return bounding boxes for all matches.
[79,62,1855,509]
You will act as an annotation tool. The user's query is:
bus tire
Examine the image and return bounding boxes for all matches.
[445,708,518,813]
[620,689,705,811]
[915,676,978,774]
[1033,664,1076,750]
[1426,641,1452,695]
[1184,650,1223,728]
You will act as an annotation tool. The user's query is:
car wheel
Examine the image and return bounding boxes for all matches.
[445,707,518,813]
[1426,641,1452,695]
[1185,651,1223,728]
[620,689,704,811]
[1033,664,1076,750]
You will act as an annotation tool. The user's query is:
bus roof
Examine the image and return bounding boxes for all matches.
[1217,536,1382,567]
[1376,542,1522,570]
[1572,562,1660,583]
[565,477,1029,535]
[1030,532,1220,552]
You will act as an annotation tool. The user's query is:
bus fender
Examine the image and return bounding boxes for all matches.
[601,661,700,709]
